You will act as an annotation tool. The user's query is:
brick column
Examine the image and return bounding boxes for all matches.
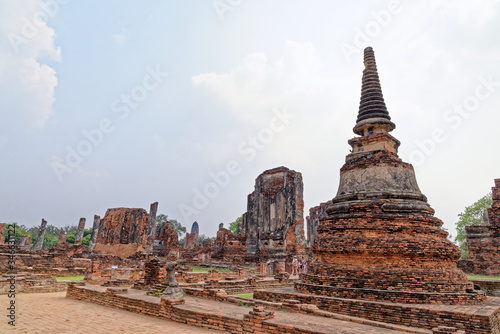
[74,218,86,245]
[34,219,47,250]
[88,215,100,252]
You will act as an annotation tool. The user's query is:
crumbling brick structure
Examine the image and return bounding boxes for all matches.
[154,221,180,260]
[57,230,67,247]
[296,47,484,305]
[184,221,199,250]
[459,179,500,275]
[243,166,305,258]
[212,223,246,262]
[180,239,214,265]
[306,200,332,246]
[94,207,151,258]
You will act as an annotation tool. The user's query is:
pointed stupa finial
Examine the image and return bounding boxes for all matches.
[353,47,395,136]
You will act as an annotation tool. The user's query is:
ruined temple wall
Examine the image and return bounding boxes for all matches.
[244,167,305,257]
[94,208,150,258]
[213,225,246,262]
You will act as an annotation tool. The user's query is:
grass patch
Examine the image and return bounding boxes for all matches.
[52,275,85,281]
[236,293,253,299]
[468,274,500,280]
[191,266,233,273]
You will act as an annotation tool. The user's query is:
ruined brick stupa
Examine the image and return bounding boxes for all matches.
[297,47,485,304]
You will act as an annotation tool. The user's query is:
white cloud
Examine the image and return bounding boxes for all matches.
[19,58,57,127]
[0,0,61,129]
[113,28,127,44]
[192,40,331,126]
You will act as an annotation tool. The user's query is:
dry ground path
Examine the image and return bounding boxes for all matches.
[0,291,220,333]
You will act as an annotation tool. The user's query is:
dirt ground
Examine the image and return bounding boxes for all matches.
[0,291,221,333]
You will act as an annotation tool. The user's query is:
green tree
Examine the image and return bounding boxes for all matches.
[28,224,63,249]
[229,216,242,235]
[156,214,187,237]
[65,228,92,245]
[1,223,29,244]
[198,234,216,243]
[455,193,492,258]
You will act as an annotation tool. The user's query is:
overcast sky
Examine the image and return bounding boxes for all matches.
[1,0,499,239]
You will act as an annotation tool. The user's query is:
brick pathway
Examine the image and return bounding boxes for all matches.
[0,291,220,333]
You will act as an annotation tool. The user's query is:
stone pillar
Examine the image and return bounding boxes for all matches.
[57,230,66,246]
[18,235,29,248]
[74,218,86,245]
[34,219,47,251]
[146,202,158,254]
[88,215,100,252]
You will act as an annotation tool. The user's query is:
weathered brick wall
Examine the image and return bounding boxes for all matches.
[94,207,150,258]
[244,166,305,258]
[184,232,196,249]
[180,240,214,264]
[306,200,332,246]
[154,221,180,259]
[212,224,247,262]
[461,179,500,275]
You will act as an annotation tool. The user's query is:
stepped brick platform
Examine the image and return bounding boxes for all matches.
[0,273,68,294]
[66,284,428,334]
[254,287,500,333]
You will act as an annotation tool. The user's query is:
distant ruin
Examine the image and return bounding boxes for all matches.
[459,179,500,275]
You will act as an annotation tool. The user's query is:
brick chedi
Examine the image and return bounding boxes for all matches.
[461,179,500,275]
[297,47,485,305]
[243,166,305,258]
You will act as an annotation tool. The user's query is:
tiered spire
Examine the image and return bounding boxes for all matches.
[353,47,395,136]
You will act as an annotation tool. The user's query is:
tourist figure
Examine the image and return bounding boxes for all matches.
[301,257,307,274]
[291,256,299,276]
